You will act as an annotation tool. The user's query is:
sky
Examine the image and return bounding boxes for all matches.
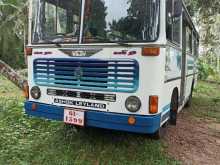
[104,0,130,28]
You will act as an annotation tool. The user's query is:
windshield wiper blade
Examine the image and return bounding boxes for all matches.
[43,40,62,47]
[114,41,132,47]
[54,42,62,47]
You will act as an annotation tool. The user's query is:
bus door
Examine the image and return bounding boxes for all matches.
[180,15,187,105]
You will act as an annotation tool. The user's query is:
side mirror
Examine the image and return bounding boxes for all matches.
[173,0,182,17]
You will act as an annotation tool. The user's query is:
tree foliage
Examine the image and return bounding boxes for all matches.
[185,0,220,47]
[185,0,220,76]
[0,0,27,69]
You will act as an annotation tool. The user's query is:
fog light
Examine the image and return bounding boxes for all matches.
[32,103,38,111]
[30,86,41,99]
[125,96,141,112]
[128,116,136,125]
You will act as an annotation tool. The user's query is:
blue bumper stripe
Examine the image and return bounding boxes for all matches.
[24,101,161,134]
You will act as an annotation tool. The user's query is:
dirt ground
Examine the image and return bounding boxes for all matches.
[164,110,220,165]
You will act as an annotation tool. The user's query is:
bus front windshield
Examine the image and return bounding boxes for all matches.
[32,0,81,44]
[32,0,160,44]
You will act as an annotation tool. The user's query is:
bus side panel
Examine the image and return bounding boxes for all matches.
[185,54,196,99]
[161,46,182,124]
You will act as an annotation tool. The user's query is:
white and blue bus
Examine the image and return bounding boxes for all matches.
[24,0,199,138]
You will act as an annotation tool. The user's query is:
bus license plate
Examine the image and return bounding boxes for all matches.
[64,109,85,126]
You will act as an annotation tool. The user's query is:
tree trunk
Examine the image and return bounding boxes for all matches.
[217,55,220,73]
[0,59,27,90]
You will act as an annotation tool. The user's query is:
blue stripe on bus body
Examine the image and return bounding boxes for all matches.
[24,101,172,134]
[25,101,161,133]
[161,104,171,123]
[162,104,170,112]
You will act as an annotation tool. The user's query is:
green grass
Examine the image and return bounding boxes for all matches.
[1,76,219,165]
[191,81,220,122]
[0,76,179,165]
[207,74,220,84]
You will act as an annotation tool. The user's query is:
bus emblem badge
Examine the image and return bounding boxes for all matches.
[74,67,83,80]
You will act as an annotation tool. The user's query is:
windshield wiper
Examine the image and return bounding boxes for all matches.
[107,32,132,47]
[51,42,62,48]
[42,40,62,47]
[54,43,62,48]
[113,41,132,47]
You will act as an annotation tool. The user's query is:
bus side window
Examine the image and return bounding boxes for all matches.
[166,0,173,41]
[166,0,181,45]
[173,0,181,44]
[196,39,199,57]
[186,26,192,54]
[193,36,199,58]
[193,33,197,57]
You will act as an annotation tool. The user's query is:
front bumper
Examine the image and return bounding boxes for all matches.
[24,101,161,134]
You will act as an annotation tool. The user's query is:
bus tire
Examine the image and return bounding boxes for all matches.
[185,82,194,108]
[185,90,192,108]
[169,89,178,126]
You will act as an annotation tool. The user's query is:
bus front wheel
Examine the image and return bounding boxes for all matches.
[169,90,178,125]
[185,82,194,108]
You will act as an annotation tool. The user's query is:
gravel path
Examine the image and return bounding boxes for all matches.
[164,110,220,165]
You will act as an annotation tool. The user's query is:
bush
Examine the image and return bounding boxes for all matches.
[197,58,216,80]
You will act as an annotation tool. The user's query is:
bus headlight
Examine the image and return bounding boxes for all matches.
[30,86,41,99]
[125,96,141,112]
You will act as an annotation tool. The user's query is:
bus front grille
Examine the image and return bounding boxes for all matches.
[33,58,139,93]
